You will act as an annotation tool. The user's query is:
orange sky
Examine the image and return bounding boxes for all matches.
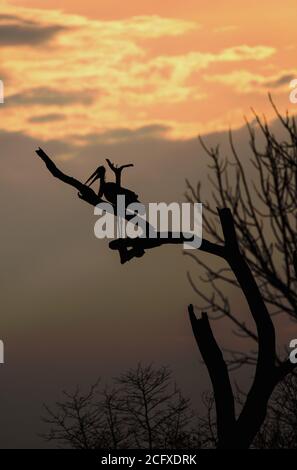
[1,0,296,142]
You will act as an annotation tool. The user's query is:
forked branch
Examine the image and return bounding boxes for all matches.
[106,158,134,186]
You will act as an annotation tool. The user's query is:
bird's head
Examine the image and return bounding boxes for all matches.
[96,166,106,178]
[85,165,106,186]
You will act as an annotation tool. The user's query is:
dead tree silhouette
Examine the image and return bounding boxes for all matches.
[185,97,297,371]
[35,102,297,449]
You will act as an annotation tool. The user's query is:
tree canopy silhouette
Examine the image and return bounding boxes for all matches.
[43,364,195,450]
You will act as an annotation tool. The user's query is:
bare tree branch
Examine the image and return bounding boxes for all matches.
[106,158,134,186]
[188,305,235,446]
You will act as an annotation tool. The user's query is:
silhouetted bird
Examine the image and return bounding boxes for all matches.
[85,165,139,204]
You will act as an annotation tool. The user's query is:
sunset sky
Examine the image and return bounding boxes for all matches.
[1,0,296,146]
[0,0,296,448]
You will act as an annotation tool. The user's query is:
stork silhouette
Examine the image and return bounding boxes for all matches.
[85,160,139,205]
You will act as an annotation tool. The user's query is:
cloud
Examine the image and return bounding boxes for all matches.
[204,70,297,93]
[0,14,27,21]
[217,45,275,61]
[28,113,66,123]
[0,14,65,45]
[0,3,280,140]
[93,15,198,38]
[81,124,171,144]
[262,74,296,88]
[6,87,96,107]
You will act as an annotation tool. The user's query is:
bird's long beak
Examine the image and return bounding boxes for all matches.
[85,170,99,187]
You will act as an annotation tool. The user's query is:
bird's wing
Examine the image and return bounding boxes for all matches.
[121,187,139,201]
